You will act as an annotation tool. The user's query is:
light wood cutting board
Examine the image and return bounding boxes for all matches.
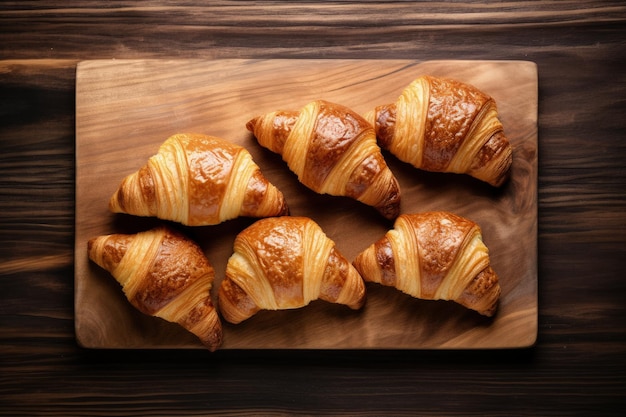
[75,59,538,350]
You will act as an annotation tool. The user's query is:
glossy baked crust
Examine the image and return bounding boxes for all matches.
[353,211,501,316]
[247,100,401,220]
[368,76,512,187]
[218,216,366,324]
[109,133,288,226]
[88,226,223,350]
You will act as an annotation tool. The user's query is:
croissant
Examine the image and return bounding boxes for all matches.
[218,216,366,324]
[88,226,223,350]
[109,133,288,226]
[246,100,401,220]
[366,76,512,187]
[353,211,501,316]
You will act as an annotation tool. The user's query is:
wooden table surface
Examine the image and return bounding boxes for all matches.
[1,2,625,415]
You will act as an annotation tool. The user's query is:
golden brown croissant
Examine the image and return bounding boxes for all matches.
[109,133,288,226]
[88,226,223,350]
[353,211,501,316]
[218,216,366,324]
[246,100,401,220]
[366,76,512,187]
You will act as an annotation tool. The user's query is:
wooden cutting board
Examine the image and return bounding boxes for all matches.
[75,59,538,350]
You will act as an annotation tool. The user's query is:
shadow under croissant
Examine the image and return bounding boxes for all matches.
[383,149,511,204]
[85,260,205,349]
[216,283,495,350]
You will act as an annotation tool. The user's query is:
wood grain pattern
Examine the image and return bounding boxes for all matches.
[2,2,626,60]
[2,2,626,416]
[74,59,537,349]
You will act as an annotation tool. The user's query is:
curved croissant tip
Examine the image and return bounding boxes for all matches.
[279,200,290,216]
[245,117,258,132]
[376,187,401,220]
[480,302,499,318]
[349,290,367,311]
[200,325,223,352]
[378,203,400,221]
[490,174,509,188]
[86,238,99,265]
[108,187,125,213]
[492,165,513,187]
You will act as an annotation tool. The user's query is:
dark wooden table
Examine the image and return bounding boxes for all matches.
[1,2,625,415]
